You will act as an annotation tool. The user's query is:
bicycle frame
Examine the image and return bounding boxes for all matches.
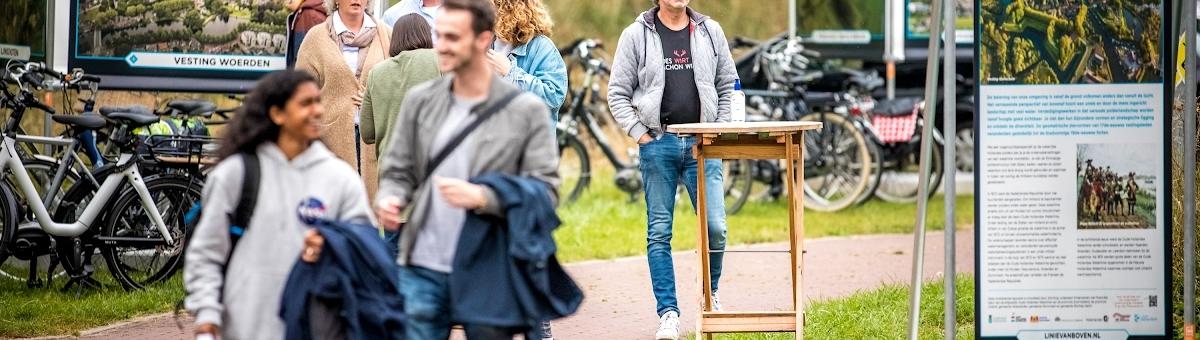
[561,64,635,171]
[13,134,99,207]
[0,137,172,242]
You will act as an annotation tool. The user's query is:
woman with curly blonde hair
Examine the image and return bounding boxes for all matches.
[486,0,567,123]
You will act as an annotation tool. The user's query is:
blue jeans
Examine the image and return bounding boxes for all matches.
[639,133,728,316]
[399,266,528,339]
[384,229,400,260]
[79,130,103,167]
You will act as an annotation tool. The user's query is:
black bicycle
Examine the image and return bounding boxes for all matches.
[555,39,754,214]
[733,36,878,212]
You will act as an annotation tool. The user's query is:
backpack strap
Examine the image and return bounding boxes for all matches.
[421,90,521,183]
[228,152,261,247]
[176,150,262,316]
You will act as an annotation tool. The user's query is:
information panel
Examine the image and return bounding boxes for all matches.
[796,0,885,44]
[1,0,47,62]
[68,0,290,90]
[906,0,974,42]
[975,0,1173,339]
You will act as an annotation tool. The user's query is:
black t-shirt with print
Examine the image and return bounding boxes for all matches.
[655,16,701,127]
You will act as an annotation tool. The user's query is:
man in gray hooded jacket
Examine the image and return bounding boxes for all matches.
[607,0,737,339]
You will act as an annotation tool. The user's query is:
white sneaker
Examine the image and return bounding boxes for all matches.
[655,311,680,340]
[712,290,723,311]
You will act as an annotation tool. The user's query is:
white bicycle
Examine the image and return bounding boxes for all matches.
[0,62,201,291]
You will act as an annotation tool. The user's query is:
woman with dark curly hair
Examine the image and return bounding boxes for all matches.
[185,70,373,340]
[488,0,567,123]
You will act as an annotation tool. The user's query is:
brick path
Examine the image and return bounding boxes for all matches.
[58,231,973,340]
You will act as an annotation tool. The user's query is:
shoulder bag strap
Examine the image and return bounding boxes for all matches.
[420,91,521,183]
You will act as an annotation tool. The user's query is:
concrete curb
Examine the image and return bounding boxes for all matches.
[10,313,179,340]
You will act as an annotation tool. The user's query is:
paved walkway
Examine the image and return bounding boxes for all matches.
[60,231,973,340]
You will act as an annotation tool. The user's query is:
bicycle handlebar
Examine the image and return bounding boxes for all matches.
[24,62,63,80]
[27,97,56,114]
[732,36,760,48]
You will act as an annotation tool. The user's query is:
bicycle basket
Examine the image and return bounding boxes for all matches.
[146,135,219,165]
[871,98,920,144]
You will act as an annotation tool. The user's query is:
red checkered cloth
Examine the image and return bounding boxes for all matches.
[871,106,920,144]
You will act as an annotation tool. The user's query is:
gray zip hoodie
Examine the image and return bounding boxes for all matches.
[184,142,373,340]
[607,7,738,141]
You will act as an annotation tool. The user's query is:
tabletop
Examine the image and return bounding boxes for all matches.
[665,121,822,134]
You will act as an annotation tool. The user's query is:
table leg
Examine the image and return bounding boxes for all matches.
[694,143,714,337]
[787,133,806,339]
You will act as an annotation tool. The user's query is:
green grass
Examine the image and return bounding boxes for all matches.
[0,275,185,338]
[555,178,974,263]
[691,275,975,340]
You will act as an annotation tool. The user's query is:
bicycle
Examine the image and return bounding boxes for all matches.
[0,63,103,285]
[0,63,202,291]
[733,36,877,212]
[555,39,754,214]
[853,97,945,203]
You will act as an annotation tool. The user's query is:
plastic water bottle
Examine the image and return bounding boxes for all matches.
[731,79,746,123]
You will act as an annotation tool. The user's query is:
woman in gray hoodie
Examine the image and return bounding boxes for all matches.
[185,70,374,340]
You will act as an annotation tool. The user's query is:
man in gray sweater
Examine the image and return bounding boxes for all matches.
[374,0,559,338]
[607,0,738,338]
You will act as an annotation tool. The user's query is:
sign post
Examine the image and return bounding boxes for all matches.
[905,0,943,336]
[885,0,906,99]
[975,0,1175,339]
[1182,0,1197,338]
[942,0,957,337]
[788,0,796,39]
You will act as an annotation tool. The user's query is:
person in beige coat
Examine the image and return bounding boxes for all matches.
[296,0,391,199]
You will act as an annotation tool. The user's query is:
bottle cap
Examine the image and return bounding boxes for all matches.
[734,79,742,90]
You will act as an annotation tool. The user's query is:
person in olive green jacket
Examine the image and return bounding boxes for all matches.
[361,13,442,158]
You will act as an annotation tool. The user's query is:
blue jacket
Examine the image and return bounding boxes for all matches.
[451,174,583,329]
[500,35,568,121]
[280,220,405,340]
[382,0,436,33]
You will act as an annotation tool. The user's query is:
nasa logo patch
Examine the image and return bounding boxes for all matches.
[296,197,327,224]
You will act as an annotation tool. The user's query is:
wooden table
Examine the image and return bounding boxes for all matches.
[666,121,822,339]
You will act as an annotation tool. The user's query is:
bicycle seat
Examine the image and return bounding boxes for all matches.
[51,113,107,130]
[107,110,160,127]
[99,105,152,116]
[788,72,824,86]
[803,91,837,106]
[166,100,216,117]
[874,97,920,117]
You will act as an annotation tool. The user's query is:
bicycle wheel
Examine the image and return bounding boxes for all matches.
[954,125,974,173]
[799,112,873,212]
[557,133,591,204]
[875,130,945,203]
[723,160,753,215]
[0,183,22,283]
[101,175,201,290]
[0,160,81,283]
[17,159,82,213]
[855,138,885,205]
